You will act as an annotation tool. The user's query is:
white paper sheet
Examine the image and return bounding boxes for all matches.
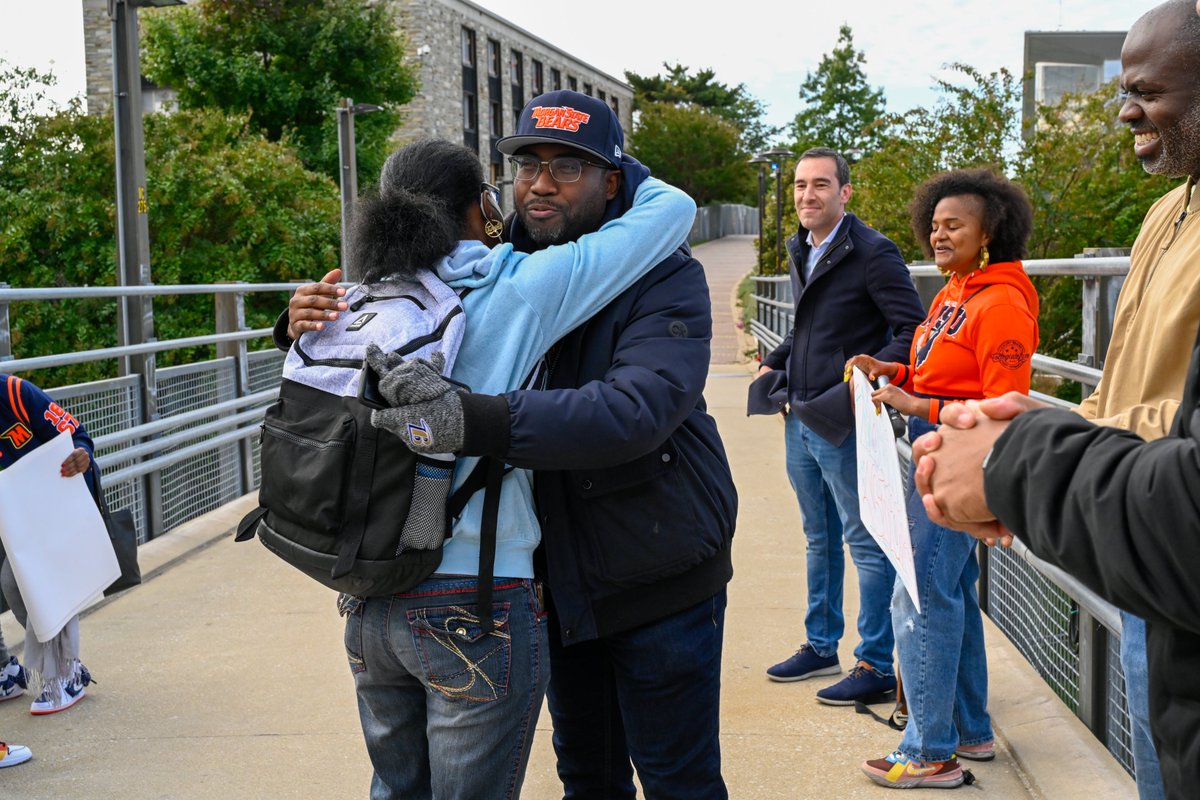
[0,430,119,642]
[852,368,921,613]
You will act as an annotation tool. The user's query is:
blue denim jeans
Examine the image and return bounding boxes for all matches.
[342,576,549,800]
[784,414,895,672]
[893,416,992,762]
[1121,611,1167,800]
[546,590,728,800]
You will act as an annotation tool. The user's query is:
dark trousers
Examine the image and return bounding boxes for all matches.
[546,590,729,800]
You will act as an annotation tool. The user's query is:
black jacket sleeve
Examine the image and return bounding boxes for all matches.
[984,406,1200,634]
[461,255,711,471]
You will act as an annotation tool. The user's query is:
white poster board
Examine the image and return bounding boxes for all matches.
[0,431,119,642]
[852,368,920,612]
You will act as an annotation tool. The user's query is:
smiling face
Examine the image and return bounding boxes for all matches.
[1118,7,1200,179]
[793,156,852,244]
[929,194,990,276]
[512,143,619,246]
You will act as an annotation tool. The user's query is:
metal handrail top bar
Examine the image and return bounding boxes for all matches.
[0,282,322,302]
[1008,536,1124,636]
[3,328,274,371]
[750,256,1130,282]
[1031,354,1103,384]
[100,406,269,465]
[98,424,262,486]
[93,388,279,449]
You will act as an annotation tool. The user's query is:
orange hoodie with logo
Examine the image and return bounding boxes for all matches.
[890,261,1040,423]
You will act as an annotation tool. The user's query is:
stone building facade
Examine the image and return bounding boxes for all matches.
[391,0,633,208]
[81,0,632,207]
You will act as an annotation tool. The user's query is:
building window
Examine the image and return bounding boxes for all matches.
[463,91,477,132]
[461,27,476,67]
[487,39,500,78]
[490,100,502,137]
[510,50,523,86]
[611,96,620,115]
[568,75,577,92]
[531,60,544,95]
[583,82,593,96]
[597,89,606,103]
[551,68,562,91]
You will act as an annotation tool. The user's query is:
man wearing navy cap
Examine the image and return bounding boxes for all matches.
[477,90,735,799]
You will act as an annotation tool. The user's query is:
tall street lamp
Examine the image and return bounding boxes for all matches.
[336,99,383,280]
[747,154,771,273]
[761,147,793,274]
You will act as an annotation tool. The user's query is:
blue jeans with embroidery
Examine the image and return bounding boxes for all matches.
[1121,611,1167,799]
[784,413,896,672]
[546,590,728,800]
[893,416,992,762]
[341,576,549,800]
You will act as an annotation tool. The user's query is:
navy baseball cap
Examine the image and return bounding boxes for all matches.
[497,90,624,168]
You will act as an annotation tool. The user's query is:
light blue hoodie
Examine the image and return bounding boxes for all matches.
[433,177,696,578]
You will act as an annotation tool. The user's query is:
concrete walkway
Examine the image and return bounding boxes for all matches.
[0,239,1134,799]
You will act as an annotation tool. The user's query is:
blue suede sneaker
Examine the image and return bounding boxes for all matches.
[766,644,841,682]
[816,660,897,705]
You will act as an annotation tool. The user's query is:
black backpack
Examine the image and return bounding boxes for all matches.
[236,274,500,602]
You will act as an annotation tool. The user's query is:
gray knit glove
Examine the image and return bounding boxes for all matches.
[364,344,464,454]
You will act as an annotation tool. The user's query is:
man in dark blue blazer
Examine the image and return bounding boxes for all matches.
[753,147,925,705]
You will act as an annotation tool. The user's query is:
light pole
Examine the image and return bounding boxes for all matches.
[336,98,383,280]
[761,147,793,274]
[110,0,186,377]
[747,154,771,273]
[110,0,187,540]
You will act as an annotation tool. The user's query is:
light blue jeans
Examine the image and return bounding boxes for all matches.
[784,414,895,673]
[893,417,992,762]
[1121,611,1167,799]
[342,576,549,800]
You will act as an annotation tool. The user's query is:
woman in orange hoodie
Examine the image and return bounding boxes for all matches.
[849,169,1039,789]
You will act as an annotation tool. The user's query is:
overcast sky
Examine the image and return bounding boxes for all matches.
[1,0,1164,132]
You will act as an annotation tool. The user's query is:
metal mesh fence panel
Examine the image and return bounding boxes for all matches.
[985,545,1081,709]
[1106,633,1136,777]
[246,349,285,489]
[48,376,148,543]
[156,359,242,530]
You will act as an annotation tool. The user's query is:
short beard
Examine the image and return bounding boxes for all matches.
[521,189,608,246]
[1142,98,1200,178]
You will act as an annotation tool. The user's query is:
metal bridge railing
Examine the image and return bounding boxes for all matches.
[0,282,294,548]
[748,253,1138,776]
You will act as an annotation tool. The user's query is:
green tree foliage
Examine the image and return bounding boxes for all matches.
[629,101,751,206]
[851,64,1021,262]
[141,0,418,183]
[792,25,887,156]
[0,63,340,384]
[626,63,777,154]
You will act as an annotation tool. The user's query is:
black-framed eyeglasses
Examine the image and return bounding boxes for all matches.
[509,155,611,183]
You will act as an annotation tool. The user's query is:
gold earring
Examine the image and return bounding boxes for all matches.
[484,219,504,240]
[978,245,989,271]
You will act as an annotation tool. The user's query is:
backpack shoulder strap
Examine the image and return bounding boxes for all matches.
[445,455,504,634]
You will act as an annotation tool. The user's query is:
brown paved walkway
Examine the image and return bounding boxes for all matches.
[0,235,1133,798]
[696,235,757,365]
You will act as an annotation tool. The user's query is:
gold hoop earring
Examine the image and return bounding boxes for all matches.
[484,219,504,240]
[978,245,989,271]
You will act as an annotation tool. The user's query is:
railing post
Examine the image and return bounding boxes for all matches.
[0,283,11,362]
[1076,608,1111,744]
[215,283,255,495]
[1075,248,1130,397]
[976,541,990,615]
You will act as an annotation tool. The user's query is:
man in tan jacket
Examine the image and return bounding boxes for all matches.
[912,2,1200,797]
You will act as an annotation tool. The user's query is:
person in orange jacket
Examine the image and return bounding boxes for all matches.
[848,168,1038,789]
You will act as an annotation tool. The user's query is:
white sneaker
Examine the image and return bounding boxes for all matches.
[0,656,28,701]
[30,661,93,716]
[0,742,32,768]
